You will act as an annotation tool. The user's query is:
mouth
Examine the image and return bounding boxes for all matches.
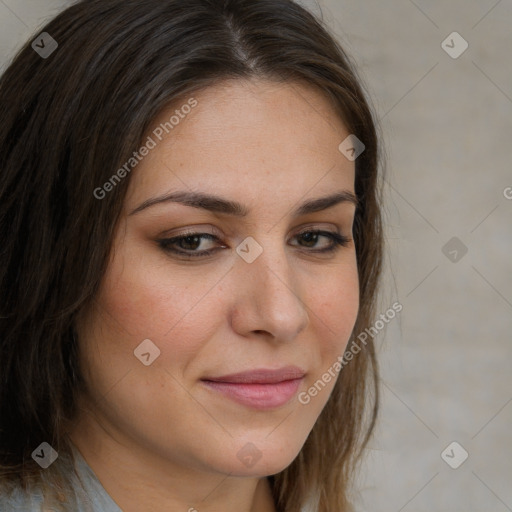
[201,366,305,410]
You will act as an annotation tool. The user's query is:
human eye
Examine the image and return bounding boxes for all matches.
[157,231,226,258]
[291,229,351,254]
[157,227,351,260]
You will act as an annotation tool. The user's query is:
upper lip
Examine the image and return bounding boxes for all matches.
[202,366,306,384]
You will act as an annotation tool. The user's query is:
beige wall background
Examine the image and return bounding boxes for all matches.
[1,1,511,510]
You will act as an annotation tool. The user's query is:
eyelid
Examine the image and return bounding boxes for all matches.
[159,225,222,239]
[161,222,344,243]
[157,225,351,260]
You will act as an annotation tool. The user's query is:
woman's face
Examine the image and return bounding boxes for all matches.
[74,78,359,478]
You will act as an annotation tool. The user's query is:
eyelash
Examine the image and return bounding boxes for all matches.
[157,230,351,259]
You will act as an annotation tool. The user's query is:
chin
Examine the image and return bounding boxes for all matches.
[206,435,305,478]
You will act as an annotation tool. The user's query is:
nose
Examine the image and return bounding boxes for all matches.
[229,243,309,343]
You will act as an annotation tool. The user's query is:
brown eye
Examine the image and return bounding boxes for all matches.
[158,233,222,258]
[293,230,351,252]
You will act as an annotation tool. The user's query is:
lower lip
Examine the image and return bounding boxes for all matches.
[201,378,303,409]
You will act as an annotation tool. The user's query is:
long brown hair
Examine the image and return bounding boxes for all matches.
[0,1,384,510]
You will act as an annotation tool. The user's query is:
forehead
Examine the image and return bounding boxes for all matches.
[124,78,355,213]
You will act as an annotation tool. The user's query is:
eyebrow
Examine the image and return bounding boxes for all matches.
[129,189,358,217]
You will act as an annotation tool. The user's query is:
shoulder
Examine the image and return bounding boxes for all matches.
[0,454,90,512]
[0,446,121,512]
[0,478,92,512]
[0,482,44,511]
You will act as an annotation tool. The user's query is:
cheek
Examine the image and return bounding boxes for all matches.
[78,250,232,409]
[98,247,229,346]
[299,262,359,399]
[311,262,359,349]
[75,253,232,451]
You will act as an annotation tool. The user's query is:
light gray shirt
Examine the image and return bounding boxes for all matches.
[0,445,122,512]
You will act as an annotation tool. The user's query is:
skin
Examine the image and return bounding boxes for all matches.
[69,78,359,512]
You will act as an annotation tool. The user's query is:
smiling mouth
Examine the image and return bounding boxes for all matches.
[201,366,305,409]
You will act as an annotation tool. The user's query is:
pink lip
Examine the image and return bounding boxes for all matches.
[201,366,305,409]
